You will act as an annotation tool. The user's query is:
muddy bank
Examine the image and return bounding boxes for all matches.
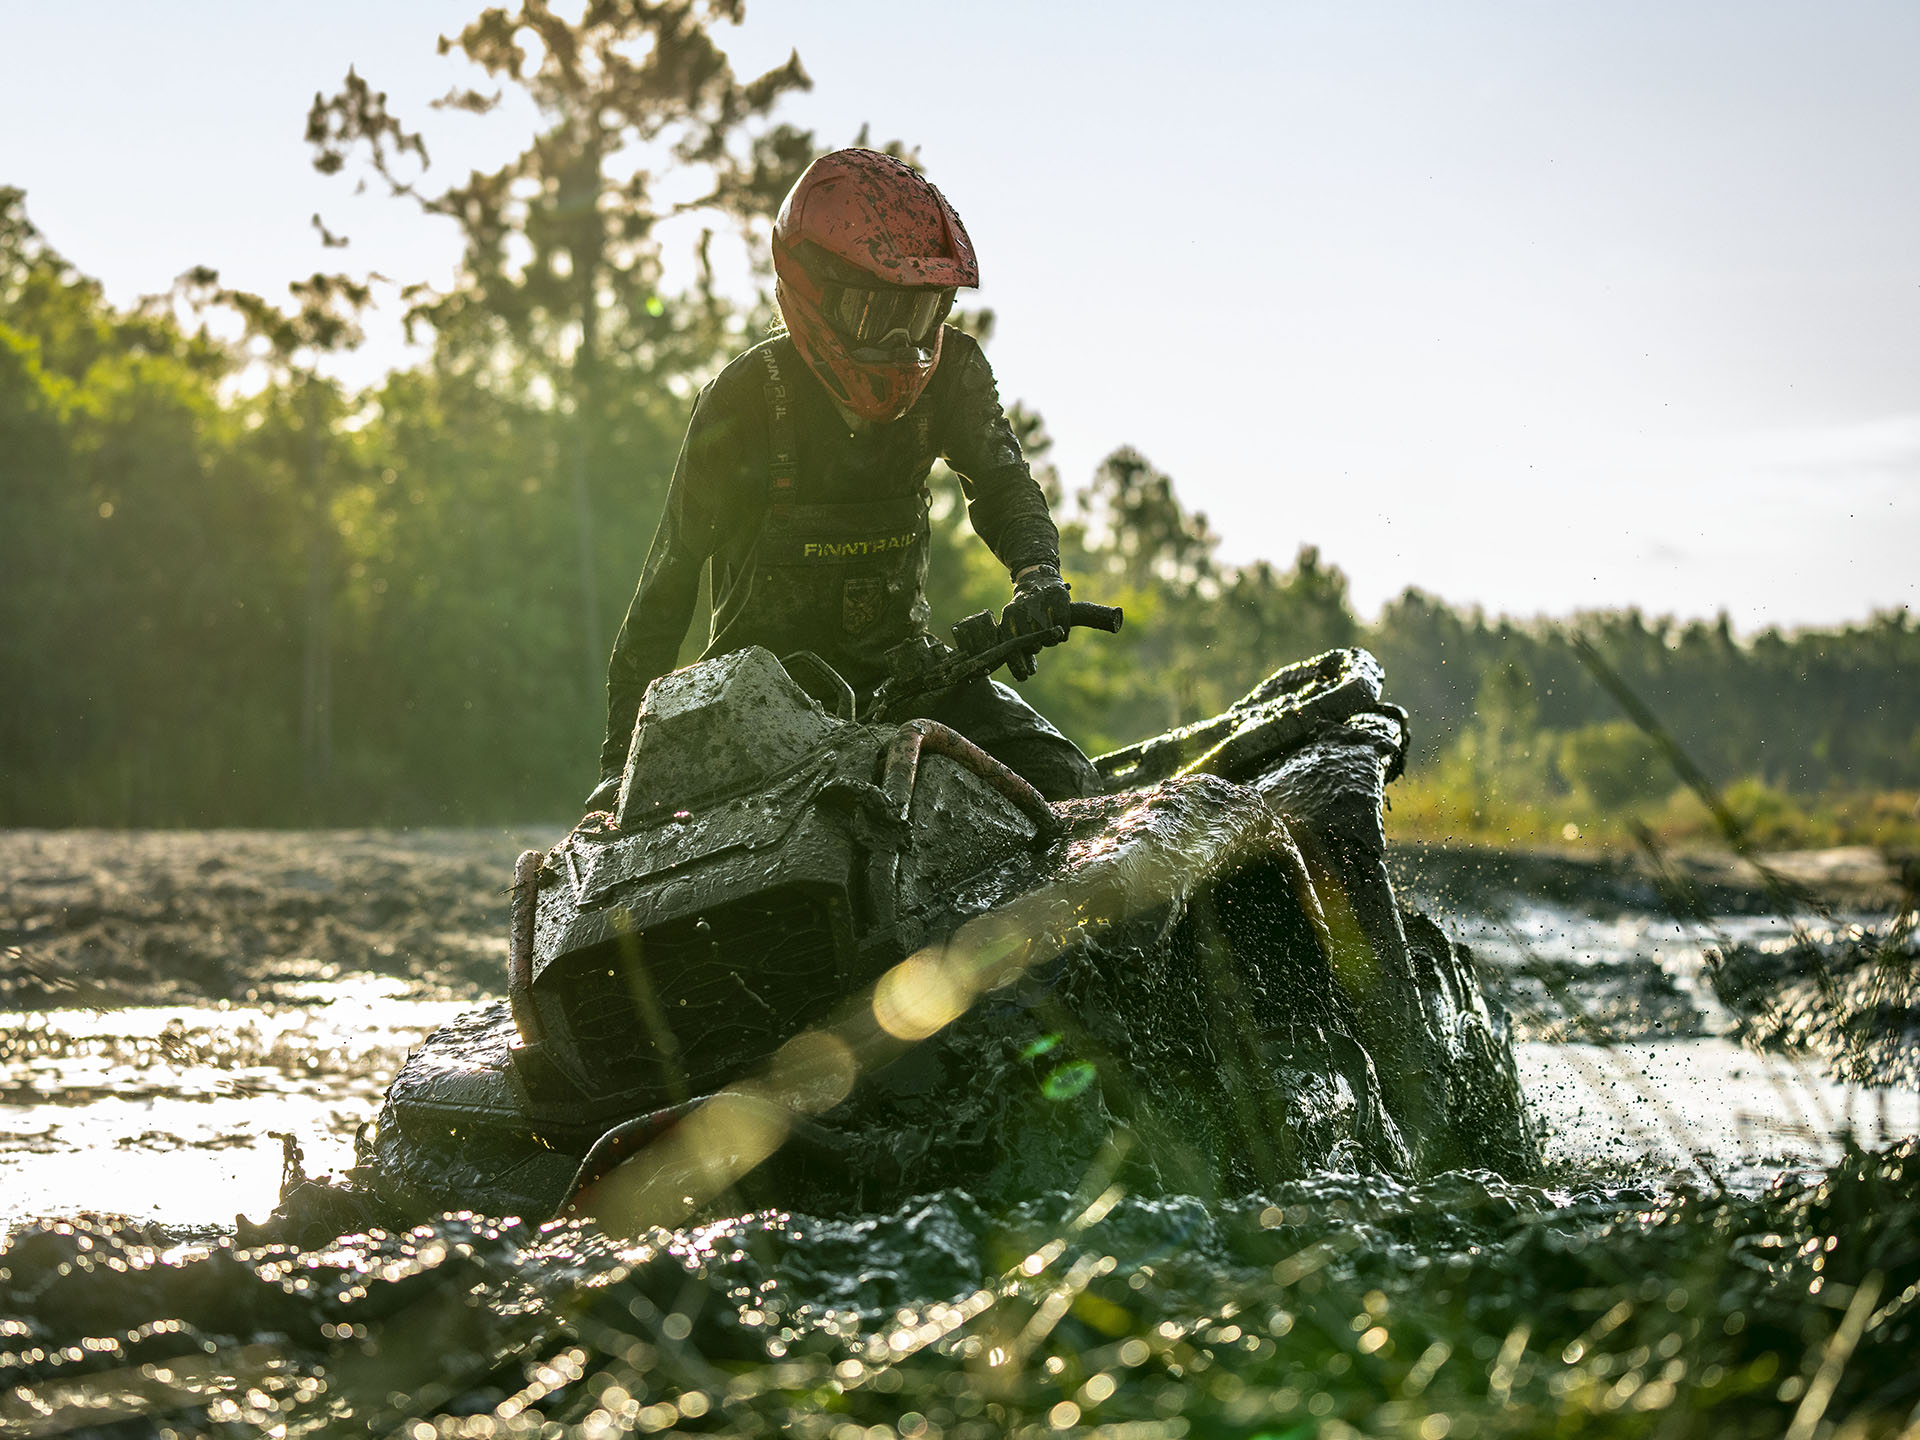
[5,830,1909,1035]
[1390,839,1917,919]
[1479,948,1704,1044]
[0,829,559,1010]
[1390,842,1917,1051]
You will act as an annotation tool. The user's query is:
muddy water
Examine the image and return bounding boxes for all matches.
[5,908,1911,1227]
[4,873,1918,1436]
[1,980,467,1229]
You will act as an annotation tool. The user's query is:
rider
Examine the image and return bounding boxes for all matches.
[593,148,1101,809]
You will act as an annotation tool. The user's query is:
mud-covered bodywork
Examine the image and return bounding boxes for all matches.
[367,645,1535,1223]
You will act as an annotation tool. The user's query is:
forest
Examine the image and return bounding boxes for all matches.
[3,3,1916,845]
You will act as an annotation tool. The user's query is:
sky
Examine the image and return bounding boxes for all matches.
[3,0,1916,629]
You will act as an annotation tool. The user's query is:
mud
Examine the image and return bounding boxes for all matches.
[1396,843,1918,1052]
[1391,840,1917,918]
[1709,916,1920,1086]
[6,829,1895,1014]
[4,829,1917,1436]
[4,1146,1919,1436]
[0,828,559,1010]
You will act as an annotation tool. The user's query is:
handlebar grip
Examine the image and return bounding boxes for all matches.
[1069,601,1124,634]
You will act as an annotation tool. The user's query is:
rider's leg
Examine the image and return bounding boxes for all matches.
[914,678,1102,801]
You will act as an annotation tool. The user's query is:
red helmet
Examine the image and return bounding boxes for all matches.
[772,149,980,423]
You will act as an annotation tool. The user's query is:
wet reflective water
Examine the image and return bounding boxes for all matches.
[3,894,1918,1436]
[1519,1039,1917,1182]
[5,908,1912,1231]
[2,979,468,1229]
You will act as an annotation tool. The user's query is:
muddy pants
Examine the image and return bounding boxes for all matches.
[911,678,1102,801]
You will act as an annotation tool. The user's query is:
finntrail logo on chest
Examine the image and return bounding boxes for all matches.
[800,533,918,560]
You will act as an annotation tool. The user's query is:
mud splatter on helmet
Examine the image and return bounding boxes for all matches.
[772,149,979,423]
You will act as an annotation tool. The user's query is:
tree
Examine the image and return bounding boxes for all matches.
[174,266,377,792]
[0,191,308,823]
[1223,547,1361,670]
[1558,720,1667,810]
[1076,445,1217,590]
[307,1,815,698]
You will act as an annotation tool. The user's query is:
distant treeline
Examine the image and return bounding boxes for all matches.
[4,190,1914,828]
[3,2,1915,827]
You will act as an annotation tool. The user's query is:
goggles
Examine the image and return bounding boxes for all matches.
[824,285,954,346]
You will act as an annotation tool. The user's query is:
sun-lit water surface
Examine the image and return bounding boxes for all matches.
[1518,1038,1918,1184]
[3,910,1913,1230]
[2,978,470,1229]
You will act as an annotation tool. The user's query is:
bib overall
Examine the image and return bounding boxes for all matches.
[704,348,1100,800]
[702,348,933,693]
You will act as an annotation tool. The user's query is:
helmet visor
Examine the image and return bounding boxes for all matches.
[825,285,953,345]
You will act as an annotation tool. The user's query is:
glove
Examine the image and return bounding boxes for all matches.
[998,564,1072,681]
[584,773,622,815]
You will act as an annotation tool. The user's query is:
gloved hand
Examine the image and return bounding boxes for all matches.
[584,773,622,815]
[998,564,1072,681]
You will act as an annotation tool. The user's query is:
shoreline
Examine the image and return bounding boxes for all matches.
[1389,837,1915,916]
[3,827,1910,1013]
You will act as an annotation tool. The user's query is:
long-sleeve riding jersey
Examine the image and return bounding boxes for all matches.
[600,328,1060,776]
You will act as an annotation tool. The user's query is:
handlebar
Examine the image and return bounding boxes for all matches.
[950,600,1124,657]
[864,600,1125,724]
[1067,601,1124,635]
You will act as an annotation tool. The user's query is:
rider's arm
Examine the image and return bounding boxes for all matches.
[935,331,1061,579]
[600,383,730,778]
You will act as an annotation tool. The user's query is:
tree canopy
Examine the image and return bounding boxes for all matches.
[3,3,1916,831]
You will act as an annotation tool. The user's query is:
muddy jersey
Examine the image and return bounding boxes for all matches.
[601,328,1060,776]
